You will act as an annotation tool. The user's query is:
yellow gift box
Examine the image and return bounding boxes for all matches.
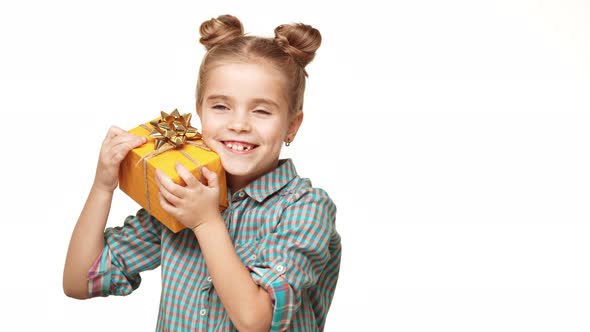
[119,110,228,233]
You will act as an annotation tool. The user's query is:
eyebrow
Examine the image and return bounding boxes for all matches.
[206,94,281,109]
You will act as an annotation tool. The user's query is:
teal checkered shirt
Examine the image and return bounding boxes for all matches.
[88,159,341,331]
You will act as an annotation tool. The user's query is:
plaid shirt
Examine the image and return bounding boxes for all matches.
[87,159,341,331]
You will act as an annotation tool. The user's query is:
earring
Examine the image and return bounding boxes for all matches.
[285,138,292,147]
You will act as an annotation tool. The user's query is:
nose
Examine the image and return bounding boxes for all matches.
[227,110,251,133]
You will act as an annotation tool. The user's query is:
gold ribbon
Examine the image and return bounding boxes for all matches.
[136,109,211,214]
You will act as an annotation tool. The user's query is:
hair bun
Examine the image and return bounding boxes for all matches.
[274,23,322,68]
[199,15,244,50]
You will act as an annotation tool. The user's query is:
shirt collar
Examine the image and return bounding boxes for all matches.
[238,159,298,203]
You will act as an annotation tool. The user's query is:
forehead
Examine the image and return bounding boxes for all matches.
[203,62,288,107]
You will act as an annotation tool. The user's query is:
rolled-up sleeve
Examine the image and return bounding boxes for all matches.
[87,208,163,298]
[248,188,337,331]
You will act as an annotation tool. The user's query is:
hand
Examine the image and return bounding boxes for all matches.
[93,126,146,193]
[155,163,221,230]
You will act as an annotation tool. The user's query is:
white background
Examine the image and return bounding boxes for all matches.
[1,0,589,331]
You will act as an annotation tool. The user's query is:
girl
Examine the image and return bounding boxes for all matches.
[63,14,341,332]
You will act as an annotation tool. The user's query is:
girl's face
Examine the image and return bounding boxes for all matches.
[197,62,303,191]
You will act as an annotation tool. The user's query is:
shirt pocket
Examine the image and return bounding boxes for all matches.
[234,240,260,266]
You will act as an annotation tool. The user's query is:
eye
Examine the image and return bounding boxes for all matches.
[212,105,229,111]
[254,109,271,115]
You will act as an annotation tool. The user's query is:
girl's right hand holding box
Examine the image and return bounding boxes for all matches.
[93,126,146,193]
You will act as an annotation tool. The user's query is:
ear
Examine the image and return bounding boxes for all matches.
[286,111,304,140]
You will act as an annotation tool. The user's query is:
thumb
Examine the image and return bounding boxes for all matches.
[201,167,219,189]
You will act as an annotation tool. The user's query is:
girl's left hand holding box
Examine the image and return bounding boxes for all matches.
[155,162,222,231]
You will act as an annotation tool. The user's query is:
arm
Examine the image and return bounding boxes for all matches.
[194,219,273,332]
[63,126,146,299]
[63,186,112,299]
[195,188,338,331]
[248,189,339,330]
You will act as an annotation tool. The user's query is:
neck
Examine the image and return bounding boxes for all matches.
[227,175,250,193]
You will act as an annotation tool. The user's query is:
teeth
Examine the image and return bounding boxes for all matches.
[225,142,253,151]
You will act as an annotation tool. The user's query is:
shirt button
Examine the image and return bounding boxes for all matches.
[238,191,245,198]
[206,276,212,282]
[199,309,207,316]
[251,254,257,260]
[276,265,284,272]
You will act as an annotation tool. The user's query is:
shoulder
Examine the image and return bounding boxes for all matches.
[280,175,337,221]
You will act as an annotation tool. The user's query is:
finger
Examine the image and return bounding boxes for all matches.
[107,135,146,160]
[104,126,127,144]
[114,137,146,153]
[158,192,178,216]
[106,140,145,164]
[155,169,186,198]
[155,175,183,206]
[201,166,219,189]
[110,133,146,149]
[175,163,200,188]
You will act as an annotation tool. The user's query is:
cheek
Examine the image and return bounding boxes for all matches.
[261,124,288,144]
[200,114,220,135]
[199,120,219,147]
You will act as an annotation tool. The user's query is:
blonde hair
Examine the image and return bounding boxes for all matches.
[196,14,322,114]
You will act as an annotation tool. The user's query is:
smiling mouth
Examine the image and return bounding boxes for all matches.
[222,141,258,152]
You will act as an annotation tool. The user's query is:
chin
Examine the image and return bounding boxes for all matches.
[218,158,254,177]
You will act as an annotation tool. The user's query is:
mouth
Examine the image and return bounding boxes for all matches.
[221,140,258,153]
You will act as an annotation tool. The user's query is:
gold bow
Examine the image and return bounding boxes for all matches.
[137,109,210,165]
[149,109,203,150]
